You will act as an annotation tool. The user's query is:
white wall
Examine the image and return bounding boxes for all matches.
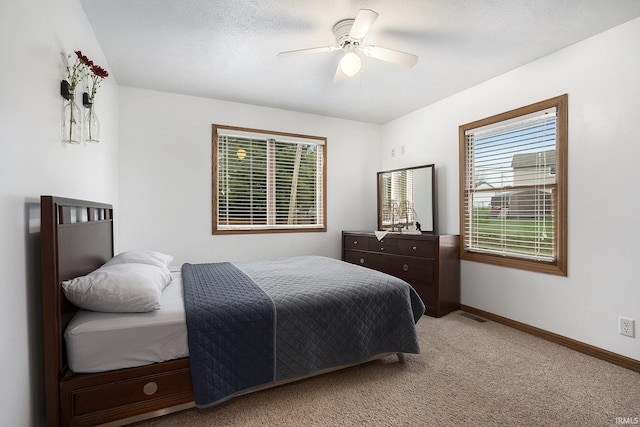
[381,17,640,360]
[0,0,119,425]
[4,2,638,424]
[118,87,381,264]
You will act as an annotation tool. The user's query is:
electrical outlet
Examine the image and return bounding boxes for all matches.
[391,148,396,157]
[619,317,635,338]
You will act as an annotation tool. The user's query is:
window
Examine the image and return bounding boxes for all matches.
[213,125,326,234]
[380,169,415,229]
[459,94,567,275]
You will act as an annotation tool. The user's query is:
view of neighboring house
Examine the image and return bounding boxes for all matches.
[511,150,556,186]
[489,150,555,217]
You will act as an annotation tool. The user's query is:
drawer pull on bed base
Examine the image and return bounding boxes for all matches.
[143,382,158,396]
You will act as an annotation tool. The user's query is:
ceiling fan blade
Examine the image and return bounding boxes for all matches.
[278,46,339,57]
[361,45,418,67]
[349,9,378,40]
[332,62,347,85]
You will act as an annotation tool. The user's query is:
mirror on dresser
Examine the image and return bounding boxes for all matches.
[377,164,436,233]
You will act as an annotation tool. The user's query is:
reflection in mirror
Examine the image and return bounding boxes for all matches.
[377,164,435,233]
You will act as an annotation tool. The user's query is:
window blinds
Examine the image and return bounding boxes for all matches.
[216,131,325,231]
[463,107,558,261]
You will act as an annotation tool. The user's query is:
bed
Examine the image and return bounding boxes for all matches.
[40,196,425,426]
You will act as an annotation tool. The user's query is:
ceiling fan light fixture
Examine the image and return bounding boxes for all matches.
[277,9,418,82]
[340,49,361,76]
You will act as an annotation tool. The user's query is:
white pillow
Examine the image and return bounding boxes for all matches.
[103,250,173,271]
[62,263,172,313]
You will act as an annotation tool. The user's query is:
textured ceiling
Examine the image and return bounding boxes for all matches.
[80,0,640,124]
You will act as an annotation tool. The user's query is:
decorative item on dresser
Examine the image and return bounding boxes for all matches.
[342,231,460,317]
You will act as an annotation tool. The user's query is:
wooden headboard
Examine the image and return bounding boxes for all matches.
[40,196,114,426]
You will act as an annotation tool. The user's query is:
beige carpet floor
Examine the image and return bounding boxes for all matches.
[131,311,639,426]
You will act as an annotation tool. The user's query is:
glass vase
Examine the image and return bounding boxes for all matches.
[62,94,81,144]
[83,104,100,143]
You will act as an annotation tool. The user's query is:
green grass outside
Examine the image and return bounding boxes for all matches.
[470,208,553,257]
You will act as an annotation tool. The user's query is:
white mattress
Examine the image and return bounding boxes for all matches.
[64,268,189,373]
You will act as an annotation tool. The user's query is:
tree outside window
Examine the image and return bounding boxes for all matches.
[213,125,326,234]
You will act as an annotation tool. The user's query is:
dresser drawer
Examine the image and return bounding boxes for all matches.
[344,250,433,283]
[343,235,370,251]
[369,237,435,258]
[396,238,435,258]
[343,249,372,267]
[367,237,400,254]
[383,254,434,283]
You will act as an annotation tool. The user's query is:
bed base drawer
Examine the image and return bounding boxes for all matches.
[60,358,193,426]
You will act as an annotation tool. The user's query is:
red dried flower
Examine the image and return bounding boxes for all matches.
[87,63,109,101]
[66,50,109,100]
[75,50,93,67]
[90,65,109,79]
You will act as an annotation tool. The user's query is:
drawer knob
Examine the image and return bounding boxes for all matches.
[353,240,358,245]
[143,382,158,396]
[412,246,417,250]
[359,258,365,264]
[403,264,409,271]
[380,247,384,251]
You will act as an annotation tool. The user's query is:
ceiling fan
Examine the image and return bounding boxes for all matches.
[278,9,418,83]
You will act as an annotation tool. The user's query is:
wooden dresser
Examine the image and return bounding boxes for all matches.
[342,231,460,318]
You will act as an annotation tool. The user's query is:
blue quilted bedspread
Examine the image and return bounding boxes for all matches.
[182,256,425,408]
[182,262,275,407]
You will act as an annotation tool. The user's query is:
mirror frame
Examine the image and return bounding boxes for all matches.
[377,164,436,233]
